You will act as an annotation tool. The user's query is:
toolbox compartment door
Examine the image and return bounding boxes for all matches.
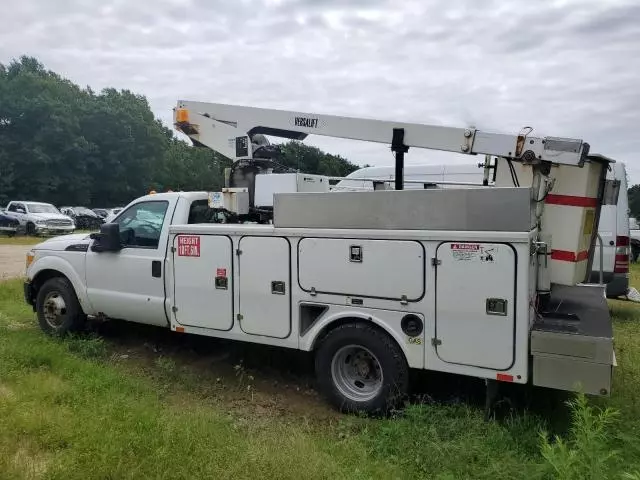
[298,238,425,301]
[435,242,516,370]
[238,236,291,338]
[172,234,234,331]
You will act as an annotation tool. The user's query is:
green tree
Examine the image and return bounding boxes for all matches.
[278,141,359,177]
[0,56,361,208]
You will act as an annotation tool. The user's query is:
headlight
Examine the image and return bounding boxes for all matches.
[26,250,35,270]
[35,220,46,226]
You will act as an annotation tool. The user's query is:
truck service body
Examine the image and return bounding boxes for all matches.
[23,101,618,413]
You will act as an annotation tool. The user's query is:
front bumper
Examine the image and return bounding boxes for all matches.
[24,281,34,307]
[34,226,75,235]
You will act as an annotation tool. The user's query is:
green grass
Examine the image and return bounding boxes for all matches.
[1,267,639,479]
[0,236,44,245]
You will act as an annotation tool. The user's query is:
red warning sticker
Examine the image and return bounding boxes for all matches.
[177,235,200,257]
[216,268,227,277]
[450,243,481,251]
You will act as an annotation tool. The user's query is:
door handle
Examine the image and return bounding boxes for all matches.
[152,260,162,278]
[271,281,286,295]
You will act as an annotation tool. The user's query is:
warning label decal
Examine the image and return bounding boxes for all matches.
[216,268,227,277]
[177,235,200,257]
[450,243,496,263]
[450,243,481,261]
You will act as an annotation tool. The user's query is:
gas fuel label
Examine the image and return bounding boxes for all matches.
[177,235,200,257]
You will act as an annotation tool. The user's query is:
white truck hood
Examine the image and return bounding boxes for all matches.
[33,233,91,251]
[30,213,73,221]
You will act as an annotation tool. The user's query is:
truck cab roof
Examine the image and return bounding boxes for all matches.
[135,191,209,203]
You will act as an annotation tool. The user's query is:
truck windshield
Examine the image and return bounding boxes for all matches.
[25,203,60,214]
[115,201,169,248]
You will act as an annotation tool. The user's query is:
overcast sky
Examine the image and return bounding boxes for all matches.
[2,0,640,182]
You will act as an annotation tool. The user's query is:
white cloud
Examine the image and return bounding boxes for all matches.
[2,0,640,180]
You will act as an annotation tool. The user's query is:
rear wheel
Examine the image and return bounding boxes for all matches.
[36,277,85,335]
[315,322,409,414]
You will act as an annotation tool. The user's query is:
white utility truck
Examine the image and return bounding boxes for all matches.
[24,101,618,414]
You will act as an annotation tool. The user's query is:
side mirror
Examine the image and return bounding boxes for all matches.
[16,208,26,214]
[91,223,122,252]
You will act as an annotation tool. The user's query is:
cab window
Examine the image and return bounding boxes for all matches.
[187,199,226,224]
[114,201,169,249]
[8,203,25,213]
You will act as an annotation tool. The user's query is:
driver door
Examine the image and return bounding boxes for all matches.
[85,199,174,326]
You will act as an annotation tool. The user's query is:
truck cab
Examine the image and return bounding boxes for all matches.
[24,192,209,328]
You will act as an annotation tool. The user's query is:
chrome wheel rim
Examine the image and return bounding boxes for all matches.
[331,345,383,402]
[43,291,67,328]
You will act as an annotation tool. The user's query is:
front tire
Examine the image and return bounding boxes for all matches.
[315,322,409,414]
[36,277,85,336]
[26,222,35,236]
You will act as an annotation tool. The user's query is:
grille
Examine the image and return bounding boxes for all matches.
[46,219,73,227]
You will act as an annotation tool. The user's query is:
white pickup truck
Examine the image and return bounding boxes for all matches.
[6,201,75,236]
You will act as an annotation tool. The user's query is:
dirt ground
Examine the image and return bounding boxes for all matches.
[0,245,31,280]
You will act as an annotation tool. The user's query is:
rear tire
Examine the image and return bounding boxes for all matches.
[315,322,409,414]
[36,277,85,336]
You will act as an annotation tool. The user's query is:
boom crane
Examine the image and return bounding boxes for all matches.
[174,99,593,174]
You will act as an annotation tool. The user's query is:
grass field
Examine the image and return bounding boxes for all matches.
[0,231,95,246]
[0,270,639,479]
[0,236,45,246]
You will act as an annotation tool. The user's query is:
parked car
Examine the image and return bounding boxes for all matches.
[629,218,640,263]
[92,208,110,219]
[59,207,105,230]
[5,201,75,236]
[588,162,631,297]
[104,207,124,223]
[0,210,20,236]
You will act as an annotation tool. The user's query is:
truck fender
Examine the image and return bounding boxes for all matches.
[30,256,93,315]
[300,309,423,369]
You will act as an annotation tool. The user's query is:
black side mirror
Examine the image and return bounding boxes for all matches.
[16,208,26,214]
[91,223,122,252]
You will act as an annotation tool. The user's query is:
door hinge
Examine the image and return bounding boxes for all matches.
[236,249,242,255]
[172,306,178,313]
[236,313,243,321]
[431,258,441,266]
[170,246,176,253]
[431,337,442,346]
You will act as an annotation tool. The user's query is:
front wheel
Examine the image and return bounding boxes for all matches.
[315,322,409,414]
[36,277,85,335]
[26,222,35,236]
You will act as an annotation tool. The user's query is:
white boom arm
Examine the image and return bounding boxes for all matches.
[174,100,591,167]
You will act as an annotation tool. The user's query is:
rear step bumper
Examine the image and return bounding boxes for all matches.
[530,284,614,396]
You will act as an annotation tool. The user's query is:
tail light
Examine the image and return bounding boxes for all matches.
[614,235,630,273]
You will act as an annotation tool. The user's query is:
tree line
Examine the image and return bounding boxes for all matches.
[0,56,360,208]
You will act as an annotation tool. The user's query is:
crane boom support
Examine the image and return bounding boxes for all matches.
[174,100,590,166]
